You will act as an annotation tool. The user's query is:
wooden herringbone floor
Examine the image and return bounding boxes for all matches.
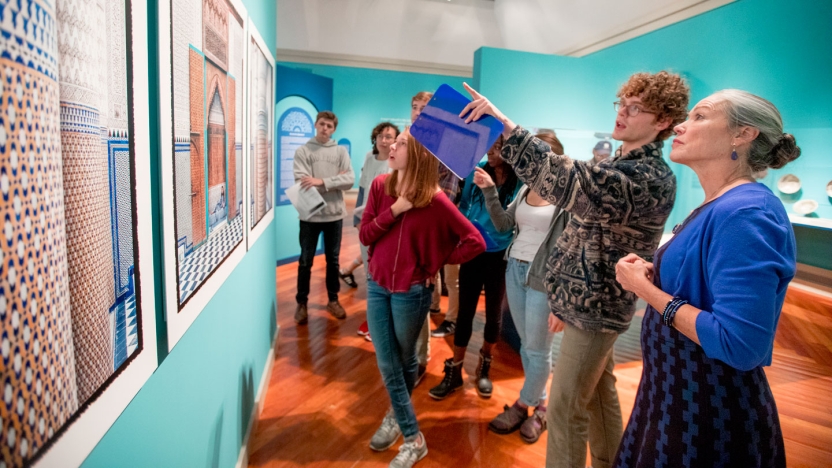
[248,193,832,467]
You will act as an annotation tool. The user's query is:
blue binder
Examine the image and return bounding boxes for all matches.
[410,84,505,180]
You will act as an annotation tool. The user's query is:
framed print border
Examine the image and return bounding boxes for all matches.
[246,19,276,251]
[31,0,158,465]
[159,0,250,351]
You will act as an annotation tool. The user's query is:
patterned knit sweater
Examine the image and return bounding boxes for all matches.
[502,127,676,334]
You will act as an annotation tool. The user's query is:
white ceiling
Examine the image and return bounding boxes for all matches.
[277,0,734,75]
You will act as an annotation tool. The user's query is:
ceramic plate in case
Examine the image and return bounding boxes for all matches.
[793,199,818,215]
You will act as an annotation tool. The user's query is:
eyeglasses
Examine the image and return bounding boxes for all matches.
[379,135,395,141]
[613,101,656,117]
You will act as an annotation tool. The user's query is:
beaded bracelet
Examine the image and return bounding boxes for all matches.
[662,297,688,327]
[661,297,682,323]
[662,298,683,326]
[665,301,687,327]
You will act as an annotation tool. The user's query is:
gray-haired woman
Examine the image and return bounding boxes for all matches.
[613,89,800,467]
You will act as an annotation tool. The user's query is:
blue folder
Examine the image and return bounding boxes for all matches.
[410,84,505,180]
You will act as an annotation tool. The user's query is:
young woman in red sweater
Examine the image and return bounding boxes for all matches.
[360,129,485,467]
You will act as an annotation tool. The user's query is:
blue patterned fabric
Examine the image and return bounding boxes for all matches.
[614,300,786,467]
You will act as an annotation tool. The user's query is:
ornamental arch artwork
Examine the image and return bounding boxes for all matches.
[170,0,246,307]
[0,0,143,465]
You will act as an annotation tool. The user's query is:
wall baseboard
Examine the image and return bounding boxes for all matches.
[235,327,279,468]
[793,262,832,296]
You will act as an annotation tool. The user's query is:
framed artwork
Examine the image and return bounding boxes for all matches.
[158,0,249,349]
[0,0,158,466]
[246,20,275,250]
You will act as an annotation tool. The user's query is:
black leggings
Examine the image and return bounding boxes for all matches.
[454,250,507,348]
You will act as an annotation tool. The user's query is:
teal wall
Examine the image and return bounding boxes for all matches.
[474,0,832,262]
[81,0,278,466]
[273,63,468,261]
[277,63,468,185]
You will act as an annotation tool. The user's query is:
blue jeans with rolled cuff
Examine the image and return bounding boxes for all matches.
[505,257,555,407]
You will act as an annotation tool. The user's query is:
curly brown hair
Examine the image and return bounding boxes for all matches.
[370,122,400,154]
[618,71,690,141]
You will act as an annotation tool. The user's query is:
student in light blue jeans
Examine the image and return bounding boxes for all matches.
[474,132,570,444]
[359,129,485,467]
[366,279,433,436]
[505,257,555,409]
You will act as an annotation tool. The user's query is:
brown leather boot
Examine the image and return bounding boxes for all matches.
[294,303,308,325]
[327,300,346,319]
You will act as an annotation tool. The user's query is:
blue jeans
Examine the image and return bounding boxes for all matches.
[366,278,433,438]
[505,257,555,407]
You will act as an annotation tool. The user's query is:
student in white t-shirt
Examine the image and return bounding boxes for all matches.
[477,133,571,444]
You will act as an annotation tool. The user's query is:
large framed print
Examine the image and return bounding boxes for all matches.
[246,20,276,250]
[159,0,249,349]
[0,0,158,466]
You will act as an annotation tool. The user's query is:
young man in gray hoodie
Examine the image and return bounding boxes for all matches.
[293,111,355,324]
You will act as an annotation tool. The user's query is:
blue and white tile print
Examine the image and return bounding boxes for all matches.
[178,214,243,304]
[111,289,137,369]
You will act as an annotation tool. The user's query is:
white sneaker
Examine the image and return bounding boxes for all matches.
[369,408,401,451]
[389,432,427,468]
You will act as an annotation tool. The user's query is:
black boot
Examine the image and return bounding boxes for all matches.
[429,359,463,400]
[476,350,493,399]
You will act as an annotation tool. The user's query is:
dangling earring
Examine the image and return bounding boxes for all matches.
[731,144,738,161]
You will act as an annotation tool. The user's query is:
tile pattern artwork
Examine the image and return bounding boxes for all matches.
[59,105,116,402]
[249,40,273,228]
[174,138,193,256]
[1,1,79,465]
[205,59,229,235]
[229,17,243,219]
[111,271,137,370]
[227,75,236,219]
[58,0,117,403]
[108,135,134,297]
[171,0,246,307]
[235,143,243,213]
[178,215,243,303]
[188,47,207,246]
[1,0,141,464]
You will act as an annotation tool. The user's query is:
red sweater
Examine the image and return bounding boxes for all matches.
[360,174,485,292]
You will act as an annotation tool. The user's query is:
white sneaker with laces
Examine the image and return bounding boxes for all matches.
[369,408,401,451]
[388,432,427,468]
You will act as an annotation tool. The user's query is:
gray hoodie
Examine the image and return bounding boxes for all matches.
[293,138,355,223]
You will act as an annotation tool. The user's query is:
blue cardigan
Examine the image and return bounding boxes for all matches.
[659,183,796,371]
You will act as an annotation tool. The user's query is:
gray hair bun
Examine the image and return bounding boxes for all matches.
[713,90,802,172]
[767,133,801,169]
